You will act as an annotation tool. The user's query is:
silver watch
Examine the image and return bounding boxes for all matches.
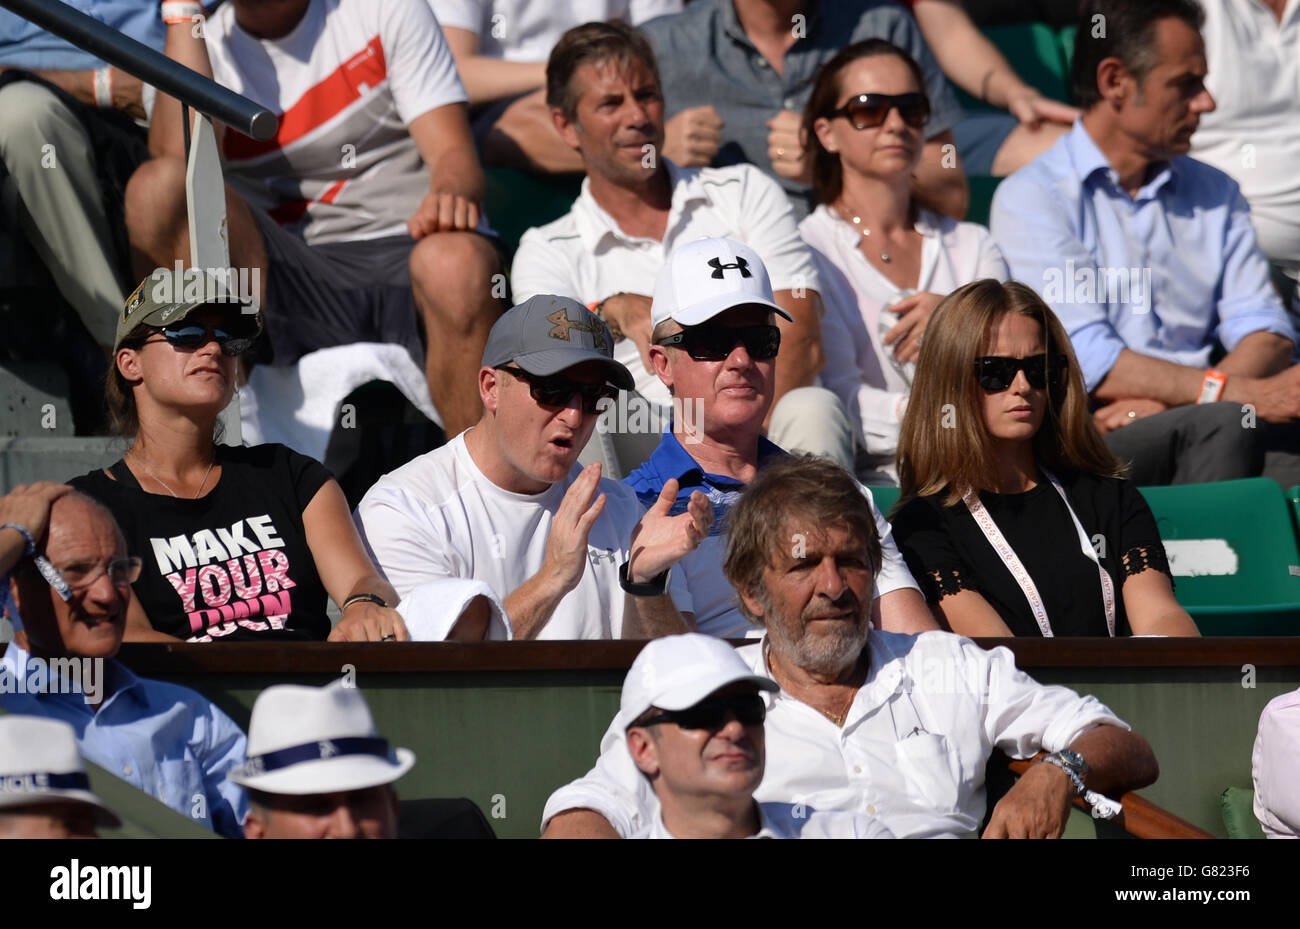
[1038,749,1090,795]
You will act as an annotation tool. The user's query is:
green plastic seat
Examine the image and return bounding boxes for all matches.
[1058,25,1078,82]
[955,23,1070,114]
[1288,485,1300,536]
[865,484,900,516]
[1220,787,1265,839]
[1138,479,1300,635]
[483,167,584,258]
[966,175,1003,227]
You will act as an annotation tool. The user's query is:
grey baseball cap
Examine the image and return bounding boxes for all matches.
[115,268,262,352]
[482,294,634,390]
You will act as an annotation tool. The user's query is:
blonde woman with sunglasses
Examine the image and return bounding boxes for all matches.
[65,277,406,644]
[798,39,1009,482]
[889,279,1198,638]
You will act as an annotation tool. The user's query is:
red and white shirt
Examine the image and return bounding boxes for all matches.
[206,0,467,245]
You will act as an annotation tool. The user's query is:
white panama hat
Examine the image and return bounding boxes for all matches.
[0,715,121,827]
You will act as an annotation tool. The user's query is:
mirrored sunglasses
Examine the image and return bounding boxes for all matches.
[146,325,255,357]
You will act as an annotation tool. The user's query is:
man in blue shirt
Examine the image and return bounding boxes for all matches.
[0,483,247,838]
[991,0,1300,485]
[625,236,934,638]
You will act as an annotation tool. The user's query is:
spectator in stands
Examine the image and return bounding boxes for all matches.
[356,294,711,640]
[0,1,161,356]
[1190,0,1300,333]
[543,455,1159,838]
[69,281,406,643]
[0,715,121,839]
[0,483,247,837]
[512,21,848,471]
[620,633,893,839]
[638,0,967,221]
[231,678,412,839]
[890,280,1199,638]
[436,0,680,172]
[125,0,503,437]
[1252,686,1300,839]
[800,39,1010,483]
[991,0,1300,487]
[624,236,935,637]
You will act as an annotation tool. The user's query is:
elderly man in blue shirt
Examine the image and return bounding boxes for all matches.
[0,482,247,838]
[991,0,1300,486]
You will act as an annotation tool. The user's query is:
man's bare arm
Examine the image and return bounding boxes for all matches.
[442,26,546,106]
[621,595,692,639]
[911,129,968,220]
[0,65,145,119]
[771,288,826,403]
[541,809,621,839]
[150,18,217,159]
[1215,331,1294,378]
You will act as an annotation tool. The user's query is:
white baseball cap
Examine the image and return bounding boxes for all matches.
[650,237,793,330]
[0,716,121,827]
[229,679,415,795]
[621,633,779,724]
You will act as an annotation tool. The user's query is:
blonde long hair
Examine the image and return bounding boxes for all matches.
[897,279,1124,507]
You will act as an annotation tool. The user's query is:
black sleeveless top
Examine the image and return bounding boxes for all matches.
[70,444,333,641]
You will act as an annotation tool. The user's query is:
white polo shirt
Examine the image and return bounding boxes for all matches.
[543,630,1126,838]
[633,801,895,838]
[431,0,681,62]
[354,432,691,639]
[1190,0,1300,283]
[511,160,821,405]
[800,205,1009,467]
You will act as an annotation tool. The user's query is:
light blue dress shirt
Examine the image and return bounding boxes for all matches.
[0,641,247,838]
[0,0,164,71]
[991,120,1295,392]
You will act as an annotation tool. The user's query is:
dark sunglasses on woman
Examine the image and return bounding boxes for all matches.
[147,324,256,357]
[497,365,618,414]
[973,353,1069,392]
[829,92,930,130]
[653,323,781,362]
[632,692,767,731]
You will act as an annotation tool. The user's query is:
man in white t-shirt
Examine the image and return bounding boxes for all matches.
[511,21,851,470]
[125,0,503,436]
[355,294,713,640]
[624,237,936,638]
[619,633,893,839]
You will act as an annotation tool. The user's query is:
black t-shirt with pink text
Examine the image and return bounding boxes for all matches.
[71,444,332,641]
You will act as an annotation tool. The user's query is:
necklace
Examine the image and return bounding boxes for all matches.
[131,450,215,499]
[835,201,892,263]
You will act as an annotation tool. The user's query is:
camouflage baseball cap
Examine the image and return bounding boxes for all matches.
[115,267,262,352]
[481,294,633,390]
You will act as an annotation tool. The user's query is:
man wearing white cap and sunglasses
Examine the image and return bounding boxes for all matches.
[624,237,936,638]
[622,634,892,839]
[232,679,415,839]
[0,716,121,839]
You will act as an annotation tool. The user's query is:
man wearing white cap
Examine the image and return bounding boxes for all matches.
[546,456,1158,839]
[0,716,120,839]
[623,237,936,638]
[621,634,892,839]
[358,294,712,640]
[232,679,415,839]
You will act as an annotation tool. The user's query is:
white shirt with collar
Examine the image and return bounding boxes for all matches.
[511,159,821,406]
[632,800,895,839]
[800,204,1009,467]
[543,630,1126,838]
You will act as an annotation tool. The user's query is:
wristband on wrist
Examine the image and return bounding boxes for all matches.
[0,523,36,556]
[93,67,113,107]
[1,523,73,602]
[341,593,387,611]
[161,2,204,25]
[619,560,669,597]
[1197,368,1227,404]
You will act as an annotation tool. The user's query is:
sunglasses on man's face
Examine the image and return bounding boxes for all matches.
[145,325,255,357]
[973,354,1069,392]
[634,692,767,731]
[497,365,617,415]
[829,92,930,130]
[653,324,781,362]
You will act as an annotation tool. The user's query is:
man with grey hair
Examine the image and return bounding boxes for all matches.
[544,455,1159,838]
[0,483,247,837]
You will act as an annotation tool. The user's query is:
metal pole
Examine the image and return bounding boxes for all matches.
[0,0,275,140]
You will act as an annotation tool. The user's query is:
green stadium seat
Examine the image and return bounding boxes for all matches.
[1288,485,1300,536]
[484,167,584,258]
[955,23,1071,113]
[1138,479,1300,635]
[966,174,1003,227]
[1220,787,1265,839]
[865,484,900,515]
[1058,26,1077,82]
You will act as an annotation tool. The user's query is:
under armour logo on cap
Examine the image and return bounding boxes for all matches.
[547,308,608,351]
[707,256,752,279]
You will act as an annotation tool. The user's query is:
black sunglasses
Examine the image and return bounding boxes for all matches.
[498,365,617,414]
[653,324,781,361]
[973,354,1069,392]
[634,693,767,731]
[828,92,930,130]
[145,325,255,357]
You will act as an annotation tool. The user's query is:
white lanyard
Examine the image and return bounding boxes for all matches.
[962,470,1116,637]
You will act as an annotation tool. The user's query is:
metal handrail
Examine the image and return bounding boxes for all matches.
[0,0,275,140]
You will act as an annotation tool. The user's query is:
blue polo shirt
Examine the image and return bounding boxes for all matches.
[0,1,164,71]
